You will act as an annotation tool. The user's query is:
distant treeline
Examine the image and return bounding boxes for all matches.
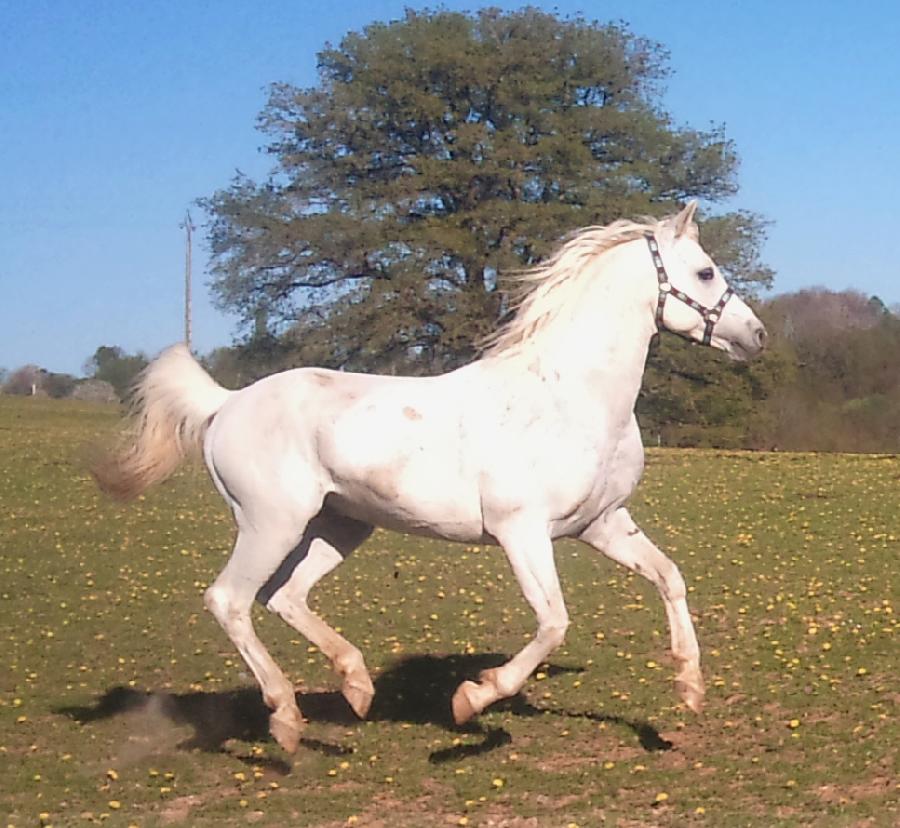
[4,288,897,454]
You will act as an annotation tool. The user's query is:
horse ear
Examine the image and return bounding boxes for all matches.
[672,201,699,239]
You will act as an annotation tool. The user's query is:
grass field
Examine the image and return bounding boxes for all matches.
[1,396,897,827]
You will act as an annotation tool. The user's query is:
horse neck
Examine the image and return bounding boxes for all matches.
[528,263,657,423]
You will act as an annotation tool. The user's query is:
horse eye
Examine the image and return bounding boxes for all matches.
[698,267,715,281]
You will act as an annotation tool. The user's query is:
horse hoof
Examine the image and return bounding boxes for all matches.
[451,681,481,725]
[343,682,374,719]
[675,680,705,714]
[269,707,305,753]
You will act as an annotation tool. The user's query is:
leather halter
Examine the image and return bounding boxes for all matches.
[644,232,734,347]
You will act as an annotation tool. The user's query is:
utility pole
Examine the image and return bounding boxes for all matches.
[180,210,195,351]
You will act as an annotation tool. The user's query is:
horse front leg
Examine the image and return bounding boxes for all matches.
[452,522,569,724]
[580,507,705,713]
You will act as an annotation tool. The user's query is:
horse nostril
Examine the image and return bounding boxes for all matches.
[755,326,768,350]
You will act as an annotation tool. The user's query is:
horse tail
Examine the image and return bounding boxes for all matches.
[91,344,232,501]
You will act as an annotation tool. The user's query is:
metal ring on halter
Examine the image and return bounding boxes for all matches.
[644,233,734,346]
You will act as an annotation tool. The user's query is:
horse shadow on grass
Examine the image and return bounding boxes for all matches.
[57,653,671,769]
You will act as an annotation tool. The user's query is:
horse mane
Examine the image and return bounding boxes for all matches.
[481,217,660,358]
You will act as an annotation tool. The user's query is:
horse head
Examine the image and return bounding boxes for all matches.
[649,202,767,360]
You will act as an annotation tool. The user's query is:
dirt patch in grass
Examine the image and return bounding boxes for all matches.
[161,793,212,823]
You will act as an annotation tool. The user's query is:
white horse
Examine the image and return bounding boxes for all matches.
[93,202,767,753]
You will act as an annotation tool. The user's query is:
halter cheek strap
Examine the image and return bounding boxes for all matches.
[644,232,734,347]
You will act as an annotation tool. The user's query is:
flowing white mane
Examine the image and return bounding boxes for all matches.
[482,218,659,358]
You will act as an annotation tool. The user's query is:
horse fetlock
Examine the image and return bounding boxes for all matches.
[478,667,518,699]
[262,682,298,712]
[334,649,367,680]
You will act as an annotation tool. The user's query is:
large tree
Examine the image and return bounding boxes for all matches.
[204,7,772,374]
[83,346,148,399]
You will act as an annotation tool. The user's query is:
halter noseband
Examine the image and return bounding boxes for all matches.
[644,232,734,347]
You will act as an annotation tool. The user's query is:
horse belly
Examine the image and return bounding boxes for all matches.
[323,431,485,542]
[327,480,486,543]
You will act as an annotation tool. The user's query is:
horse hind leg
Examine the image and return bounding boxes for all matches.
[204,518,319,754]
[262,512,376,719]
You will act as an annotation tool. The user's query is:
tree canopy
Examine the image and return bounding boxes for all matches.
[203,7,772,374]
[83,346,148,399]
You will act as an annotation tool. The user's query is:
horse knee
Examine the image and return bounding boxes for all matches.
[487,668,520,699]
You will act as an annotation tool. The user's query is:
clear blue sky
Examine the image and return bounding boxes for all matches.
[3,0,899,376]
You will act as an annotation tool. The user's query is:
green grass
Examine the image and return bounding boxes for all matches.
[1,396,897,826]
